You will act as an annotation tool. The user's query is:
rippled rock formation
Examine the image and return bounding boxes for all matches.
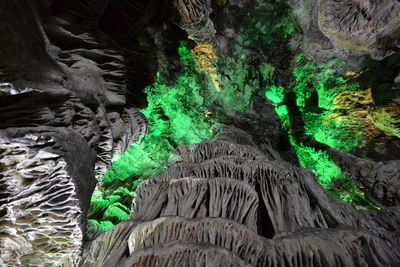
[291,0,400,61]
[318,0,400,60]
[80,128,400,266]
[0,1,143,265]
[174,0,215,43]
[0,128,95,266]
[327,147,400,206]
[1,0,400,266]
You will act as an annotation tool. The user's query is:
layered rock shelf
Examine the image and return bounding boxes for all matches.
[80,129,400,266]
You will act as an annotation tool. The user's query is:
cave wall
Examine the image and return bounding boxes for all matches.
[0,0,142,265]
[80,127,400,266]
[0,0,400,266]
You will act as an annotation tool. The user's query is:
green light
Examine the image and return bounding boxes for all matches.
[265,85,285,105]
[291,53,364,152]
[275,104,290,130]
[88,0,386,232]
[88,219,114,233]
[264,55,381,209]
[89,41,214,231]
[102,42,212,185]
[104,203,130,222]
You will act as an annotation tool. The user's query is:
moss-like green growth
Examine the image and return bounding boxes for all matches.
[265,83,290,130]
[89,37,275,231]
[103,203,130,222]
[88,0,386,232]
[265,84,380,209]
[265,85,285,106]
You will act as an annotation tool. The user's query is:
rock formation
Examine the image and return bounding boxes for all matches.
[1,0,400,266]
[291,0,400,62]
[174,0,216,43]
[80,128,400,266]
[0,128,95,266]
[0,0,142,265]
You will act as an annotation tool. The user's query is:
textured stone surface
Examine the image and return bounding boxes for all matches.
[1,0,400,266]
[0,0,145,179]
[0,0,144,265]
[318,0,400,60]
[82,216,400,267]
[81,128,400,266]
[133,177,259,230]
[327,148,400,206]
[0,129,96,266]
[80,220,140,267]
[174,0,216,43]
[290,0,400,62]
[123,241,252,267]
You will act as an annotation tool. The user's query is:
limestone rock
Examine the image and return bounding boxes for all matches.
[327,148,400,206]
[318,0,400,60]
[1,1,399,266]
[174,0,216,43]
[0,0,145,265]
[290,0,400,61]
[0,129,96,266]
[80,128,400,266]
